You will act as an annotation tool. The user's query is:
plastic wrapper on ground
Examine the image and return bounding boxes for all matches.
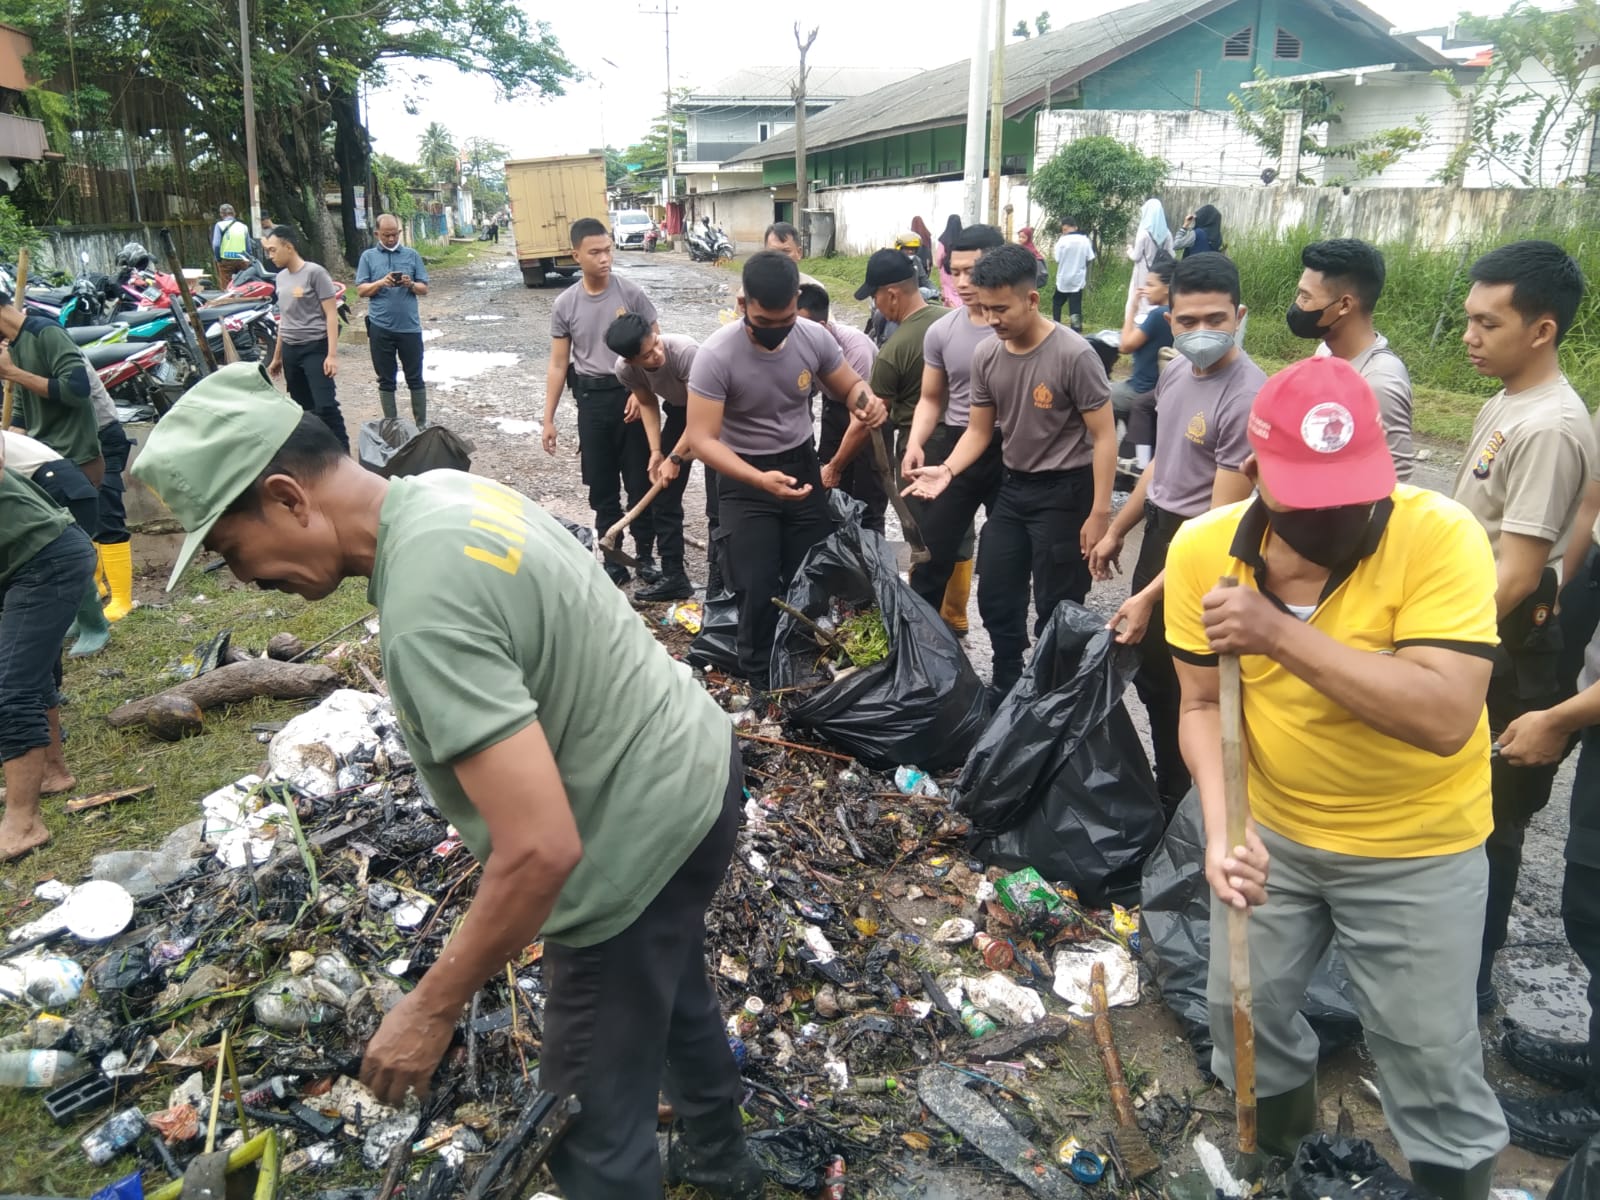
[687,593,740,675]
[1551,1133,1600,1200]
[954,601,1164,906]
[769,495,986,771]
[1139,789,1363,1071]
[266,689,413,797]
[1287,1134,1431,1200]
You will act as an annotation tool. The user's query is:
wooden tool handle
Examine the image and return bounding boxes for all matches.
[1215,574,1258,1154]
[1090,961,1137,1128]
[1,246,28,430]
[868,424,929,558]
[600,477,667,546]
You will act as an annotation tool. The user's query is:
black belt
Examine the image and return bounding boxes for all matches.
[741,442,816,468]
[569,370,625,398]
[1144,500,1195,537]
[1002,462,1091,482]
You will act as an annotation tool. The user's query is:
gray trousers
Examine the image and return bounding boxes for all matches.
[1208,825,1508,1167]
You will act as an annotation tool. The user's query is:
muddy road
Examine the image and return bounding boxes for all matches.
[328,244,1584,1193]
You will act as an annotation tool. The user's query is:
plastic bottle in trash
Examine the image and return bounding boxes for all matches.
[82,1107,146,1165]
[821,1155,847,1199]
[893,766,940,798]
[959,1002,997,1038]
[0,1049,87,1088]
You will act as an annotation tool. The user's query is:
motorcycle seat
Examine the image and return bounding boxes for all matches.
[66,325,121,346]
[84,342,148,368]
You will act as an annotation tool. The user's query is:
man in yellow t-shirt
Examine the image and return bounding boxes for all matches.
[1165,356,1506,1200]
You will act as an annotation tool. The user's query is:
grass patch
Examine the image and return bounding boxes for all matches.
[415,238,490,271]
[0,575,374,1197]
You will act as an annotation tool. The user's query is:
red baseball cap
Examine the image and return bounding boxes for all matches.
[1246,356,1397,509]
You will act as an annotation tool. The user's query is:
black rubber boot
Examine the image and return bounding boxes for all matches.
[1258,1077,1319,1159]
[635,554,663,584]
[665,1104,765,1200]
[1410,1157,1495,1200]
[636,561,693,602]
[1502,1085,1600,1157]
[1503,1020,1591,1088]
[603,560,630,587]
[378,388,398,420]
[409,387,428,428]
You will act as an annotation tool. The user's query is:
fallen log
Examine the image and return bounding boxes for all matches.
[107,660,340,729]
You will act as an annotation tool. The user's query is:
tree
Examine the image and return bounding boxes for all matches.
[601,146,629,186]
[1435,0,1600,187]
[0,0,578,266]
[418,123,458,183]
[1228,66,1430,184]
[1029,136,1165,250]
[1013,12,1051,38]
[460,136,507,189]
[620,94,690,180]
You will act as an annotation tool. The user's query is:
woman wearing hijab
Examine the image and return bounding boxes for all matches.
[935,214,963,308]
[1173,204,1224,257]
[1125,198,1174,319]
[1017,226,1049,289]
[910,216,935,276]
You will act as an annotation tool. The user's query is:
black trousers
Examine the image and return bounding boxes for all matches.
[576,384,653,558]
[1052,289,1084,329]
[717,444,833,687]
[543,735,745,1198]
[1482,566,1571,982]
[366,319,425,393]
[909,432,1002,610]
[1132,502,1192,817]
[95,421,131,544]
[280,338,350,450]
[1564,726,1600,1083]
[652,406,689,569]
[977,464,1094,693]
[818,396,886,533]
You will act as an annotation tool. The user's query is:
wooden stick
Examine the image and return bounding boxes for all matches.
[734,730,853,762]
[1217,575,1257,1156]
[770,596,854,660]
[65,784,153,814]
[1090,960,1160,1180]
[204,1029,229,1153]
[599,478,666,549]
[2,246,28,430]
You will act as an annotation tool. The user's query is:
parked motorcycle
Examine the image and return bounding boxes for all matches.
[90,339,181,413]
[686,216,734,264]
[643,224,660,253]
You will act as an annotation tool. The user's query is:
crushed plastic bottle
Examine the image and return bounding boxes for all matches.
[0,1049,87,1088]
[894,766,941,798]
[83,1108,146,1166]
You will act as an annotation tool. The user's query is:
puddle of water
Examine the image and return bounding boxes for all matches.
[489,417,539,437]
[495,261,514,270]
[422,329,443,342]
[424,348,521,390]
[464,314,505,322]
[1501,950,1591,1042]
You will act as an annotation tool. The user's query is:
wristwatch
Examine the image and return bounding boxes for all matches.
[669,453,686,467]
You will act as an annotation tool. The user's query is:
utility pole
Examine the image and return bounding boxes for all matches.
[239,0,261,234]
[960,0,993,224]
[641,4,679,222]
[793,23,818,254]
[986,0,1007,223]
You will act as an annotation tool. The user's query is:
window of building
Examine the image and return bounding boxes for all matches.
[911,161,928,176]
[758,123,769,142]
[937,159,959,173]
[1223,26,1253,58]
[866,167,883,179]
[1274,27,1302,60]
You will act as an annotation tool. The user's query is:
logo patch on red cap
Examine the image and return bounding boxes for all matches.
[1301,403,1354,454]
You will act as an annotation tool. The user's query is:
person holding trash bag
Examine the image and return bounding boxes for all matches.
[1164,354,1506,1198]
[132,363,766,1200]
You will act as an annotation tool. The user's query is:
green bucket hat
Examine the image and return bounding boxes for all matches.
[129,363,307,591]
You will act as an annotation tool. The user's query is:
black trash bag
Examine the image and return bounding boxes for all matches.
[552,514,593,551]
[1551,1132,1600,1200]
[1288,1135,1430,1200]
[358,418,473,478]
[1140,789,1363,1074]
[954,601,1163,906]
[746,1124,843,1191]
[688,592,740,674]
[768,495,986,771]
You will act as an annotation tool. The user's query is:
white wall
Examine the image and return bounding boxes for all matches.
[1035,108,1275,188]
[813,177,1036,256]
[685,188,779,252]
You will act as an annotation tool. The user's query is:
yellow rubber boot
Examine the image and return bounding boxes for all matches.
[99,540,136,622]
[94,544,109,601]
[941,559,973,635]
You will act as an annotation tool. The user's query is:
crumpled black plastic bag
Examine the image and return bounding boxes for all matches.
[954,601,1163,906]
[769,495,986,771]
[1551,1132,1600,1200]
[746,1124,843,1191]
[688,591,740,675]
[358,418,473,477]
[1140,789,1363,1073]
[1288,1134,1429,1200]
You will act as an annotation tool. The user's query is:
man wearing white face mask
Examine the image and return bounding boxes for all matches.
[1088,252,1266,817]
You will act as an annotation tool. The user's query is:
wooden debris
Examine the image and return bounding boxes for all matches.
[65,785,154,815]
[962,1016,1071,1062]
[267,633,306,661]
[107,660,340,729]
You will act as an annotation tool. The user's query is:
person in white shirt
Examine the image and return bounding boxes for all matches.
[1052,217,1096,331]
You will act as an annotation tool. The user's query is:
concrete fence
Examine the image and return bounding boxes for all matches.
[29,223,217,278]
[1157,183,1600,250]
[812,176,1038,257]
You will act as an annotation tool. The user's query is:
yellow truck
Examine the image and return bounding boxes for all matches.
[503,153,608,288]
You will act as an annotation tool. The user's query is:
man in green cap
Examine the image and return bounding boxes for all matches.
[132,363,763,1200]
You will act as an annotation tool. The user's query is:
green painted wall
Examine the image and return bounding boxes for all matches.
[760,0,1411,186]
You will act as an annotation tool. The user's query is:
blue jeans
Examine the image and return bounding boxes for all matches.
[0,527,95,761]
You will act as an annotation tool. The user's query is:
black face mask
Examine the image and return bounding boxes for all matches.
[1285,301,1336,340]
[746,317,793,350]
[1266,504,1374,568]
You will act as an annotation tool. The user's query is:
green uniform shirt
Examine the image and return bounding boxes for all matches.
[14,318,99,465]
[368,471,733,948]
[873,304,949,429]
[0,465,72,588]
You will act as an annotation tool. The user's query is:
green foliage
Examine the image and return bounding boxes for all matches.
[1437,0,1600,186]
[1029,135,1165,249]
[373,153,424,219]
[1228,66,1430,184]
[0,196,42,253]
[602,146,629,186]
[418,122,458,182]
[620,89,691,188]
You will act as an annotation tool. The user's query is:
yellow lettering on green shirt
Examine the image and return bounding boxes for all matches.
[463,484,530,573]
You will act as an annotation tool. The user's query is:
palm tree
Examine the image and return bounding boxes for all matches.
[418,123,457,183]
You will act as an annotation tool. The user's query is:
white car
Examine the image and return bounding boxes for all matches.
[613,210,653,249]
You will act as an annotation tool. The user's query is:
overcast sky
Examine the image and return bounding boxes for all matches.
[365,0,1507,166]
